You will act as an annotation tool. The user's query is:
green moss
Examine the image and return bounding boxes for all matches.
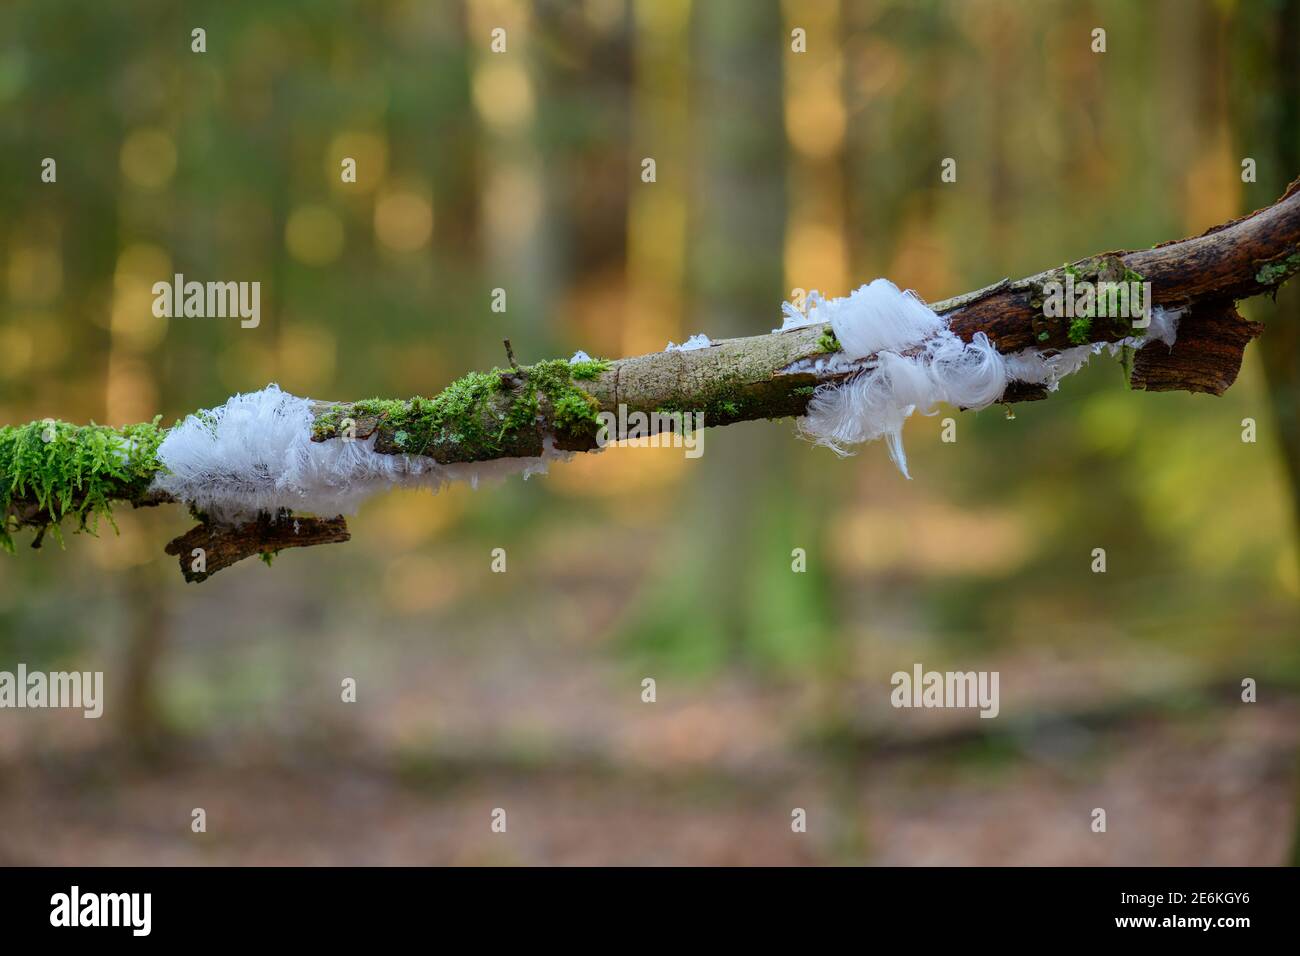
[569,358,612,381]
[319,358,604,457]
[525,359,574,397]
[1256,252,1300,286]
[525,359,603,439]
[0,417,166,552]
[551,390,600,436]
[1257,262,1289,284]
[310,403,347,439]
[817,328,840,353]
[1067,316,1093,345]
[656,373,746,424]
[339,370,509,458]
[1031,258,1145,346]
[498,386,538,440]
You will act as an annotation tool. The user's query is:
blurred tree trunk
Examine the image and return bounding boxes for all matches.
[1256,4,1300,554]
[116,564,169,757]
[1230,0,1300,865]
[623,0,836,675]
[1260,0,1300,869]
[468,0,556,360]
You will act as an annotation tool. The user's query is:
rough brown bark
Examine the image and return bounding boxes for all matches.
[1129,299,1264,395]
[163,514,350,583]
[531,175,1300,445]
[941,176,1300,352]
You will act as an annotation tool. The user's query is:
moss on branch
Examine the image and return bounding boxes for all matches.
[0,417,165,552]
[310,357,609,461]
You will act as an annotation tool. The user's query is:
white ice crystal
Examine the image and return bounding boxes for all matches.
[790,279,1181,478]
[151,384,569,523]
[664,333,713,352]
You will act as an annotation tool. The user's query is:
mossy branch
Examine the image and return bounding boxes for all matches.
[4,176,1300,580]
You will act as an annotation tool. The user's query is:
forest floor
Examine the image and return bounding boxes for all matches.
[1,702,1293,865]
[1,505,1296,865]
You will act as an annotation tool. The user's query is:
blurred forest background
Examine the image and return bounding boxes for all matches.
[1,0,1298,864]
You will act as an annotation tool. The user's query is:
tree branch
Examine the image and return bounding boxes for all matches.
[5,177,1300,579]
[163,513,350,583]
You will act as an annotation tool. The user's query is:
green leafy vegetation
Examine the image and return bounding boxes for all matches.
[0,417,166,552]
